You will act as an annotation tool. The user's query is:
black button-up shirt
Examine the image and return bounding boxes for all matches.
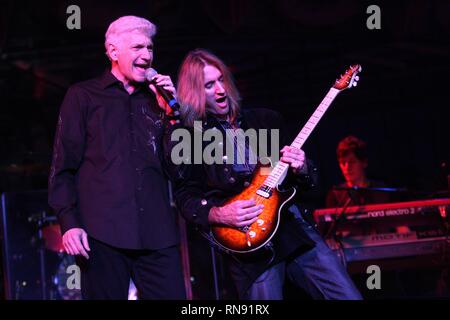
[48,71,179,250]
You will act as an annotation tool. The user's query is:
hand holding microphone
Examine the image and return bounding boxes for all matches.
[145,68,180,119]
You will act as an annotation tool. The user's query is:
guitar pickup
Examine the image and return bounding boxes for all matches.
[256,188,272,198]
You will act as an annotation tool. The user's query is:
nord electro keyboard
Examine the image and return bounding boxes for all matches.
[314,198,450,223]
[313,198,450,263]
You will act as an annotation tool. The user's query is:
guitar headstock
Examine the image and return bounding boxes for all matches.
[333,64,362,91]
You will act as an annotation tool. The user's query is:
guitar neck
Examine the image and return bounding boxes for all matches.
[263,87,340,188]
[291,87,340,149]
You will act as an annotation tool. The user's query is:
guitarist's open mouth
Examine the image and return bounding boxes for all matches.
[216,96,227,105]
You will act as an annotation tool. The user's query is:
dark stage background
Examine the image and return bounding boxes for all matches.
[0,0,449,300]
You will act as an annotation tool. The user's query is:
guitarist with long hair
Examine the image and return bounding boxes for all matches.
[170,49,361,300]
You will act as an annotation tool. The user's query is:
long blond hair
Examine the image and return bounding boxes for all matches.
[177,49,241,127]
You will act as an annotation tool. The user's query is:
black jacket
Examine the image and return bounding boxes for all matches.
[170,108,320,293]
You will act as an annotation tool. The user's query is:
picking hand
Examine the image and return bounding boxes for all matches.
[209,199,264,228]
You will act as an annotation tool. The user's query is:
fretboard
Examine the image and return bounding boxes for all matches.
[263,87,340,188]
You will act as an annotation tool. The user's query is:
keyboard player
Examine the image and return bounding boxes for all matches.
[326,135,391,208]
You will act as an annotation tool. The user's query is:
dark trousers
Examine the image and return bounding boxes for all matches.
[230,206,362,300]
[76,237,186,300]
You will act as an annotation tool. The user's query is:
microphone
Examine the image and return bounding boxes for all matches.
[145,68,180,117]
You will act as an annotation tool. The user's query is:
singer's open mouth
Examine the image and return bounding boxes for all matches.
[135,64,149,72]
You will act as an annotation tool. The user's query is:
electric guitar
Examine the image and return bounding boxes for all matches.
[211,64,362,253]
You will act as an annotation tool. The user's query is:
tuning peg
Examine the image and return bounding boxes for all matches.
[355,76,359,81]
[353,81,358,87]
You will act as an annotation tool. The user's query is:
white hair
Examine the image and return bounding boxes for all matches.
[104,16,157,60]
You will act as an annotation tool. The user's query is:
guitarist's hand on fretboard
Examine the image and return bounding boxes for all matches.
[209,199,264,228]
[280,146,307,175]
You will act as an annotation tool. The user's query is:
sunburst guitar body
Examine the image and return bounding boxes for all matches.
[212,164,296,253]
